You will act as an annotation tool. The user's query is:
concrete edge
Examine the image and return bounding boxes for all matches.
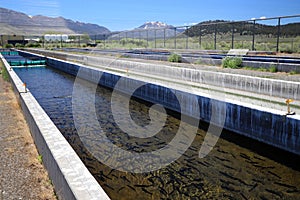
[0,54,110,200]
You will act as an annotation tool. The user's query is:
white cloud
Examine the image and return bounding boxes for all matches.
[20,0,61,17]
[184,22,198,26]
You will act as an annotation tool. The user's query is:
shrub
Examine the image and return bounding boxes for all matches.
[4,43,14,48]
[168,53,182,63]
[290,70,297,75]
[25,43,41,48]
[269,66,278,73]
[15,43,25,48]
[222,56,243,69]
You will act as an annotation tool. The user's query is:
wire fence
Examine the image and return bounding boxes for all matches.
[101,15,300,53]
[1,15,300,53]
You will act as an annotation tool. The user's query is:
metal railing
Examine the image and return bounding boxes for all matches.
[99,14,300,52]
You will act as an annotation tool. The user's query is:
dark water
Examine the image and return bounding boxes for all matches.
[15,66,300,200]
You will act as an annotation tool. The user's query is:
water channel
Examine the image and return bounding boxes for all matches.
[14,66,300,199]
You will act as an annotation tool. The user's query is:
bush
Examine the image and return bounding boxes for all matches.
[25,43,41,48]
[4,43,14,48]
[168,53,182,63]
[269,66,278,73]
[15,43,25,48]
[222,56,243,69]
[290,70,298,75]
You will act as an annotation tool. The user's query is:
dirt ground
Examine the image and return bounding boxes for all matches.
[0,75,56,199]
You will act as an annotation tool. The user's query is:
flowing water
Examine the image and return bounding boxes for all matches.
[14,66,300,200]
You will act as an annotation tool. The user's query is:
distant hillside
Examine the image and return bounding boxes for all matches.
[0,7,110,35]
[186,20,300,37]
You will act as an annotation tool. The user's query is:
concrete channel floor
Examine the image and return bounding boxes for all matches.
[0,75,56,200]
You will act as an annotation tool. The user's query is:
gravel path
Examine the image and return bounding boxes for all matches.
[0,75,56,200]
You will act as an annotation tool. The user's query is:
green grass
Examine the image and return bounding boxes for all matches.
[0,62,9,82]
[37,155,43,164]
[222,56,243,68]
[168,53,182,63]
[243,65,280,73]
[243,66,266,72]
[269,65,278,73]
[289,70,300,75]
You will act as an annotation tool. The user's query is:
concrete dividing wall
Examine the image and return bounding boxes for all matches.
[45,56,300,156]
[84,56,300,100]
[23,49,300,100]
[0,54,110,200]
[243,60,300,73]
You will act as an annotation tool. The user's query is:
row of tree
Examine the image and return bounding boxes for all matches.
[185,20,300,37]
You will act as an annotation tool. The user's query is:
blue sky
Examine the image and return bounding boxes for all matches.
[1,0,299,31]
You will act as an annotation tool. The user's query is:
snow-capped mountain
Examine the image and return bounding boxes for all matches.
[138,21,173,29]
[109,21,184,40]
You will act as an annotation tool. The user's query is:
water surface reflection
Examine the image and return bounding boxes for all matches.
[15,67,300,199]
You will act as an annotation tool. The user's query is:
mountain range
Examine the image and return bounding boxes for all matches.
[0,7,180,38]
[109,21,184,40]
[0,7,111,35]
[1,7,299,38]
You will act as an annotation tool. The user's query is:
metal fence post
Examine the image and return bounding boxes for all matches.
[231,23,235,49]
[174,27,177,49]
[104,34,106,49]
[252,20,256,51]
[214,24,217,50]
[199,26,202,49]
[164,28,166,48]
[139,30,141,47]
[132,30,135,41]
[154,29,157,49]
[146,30,149,48]
[185,26,189,49]
[125,32,128,47]
[78,35,81,47]
[276,17,281,52]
